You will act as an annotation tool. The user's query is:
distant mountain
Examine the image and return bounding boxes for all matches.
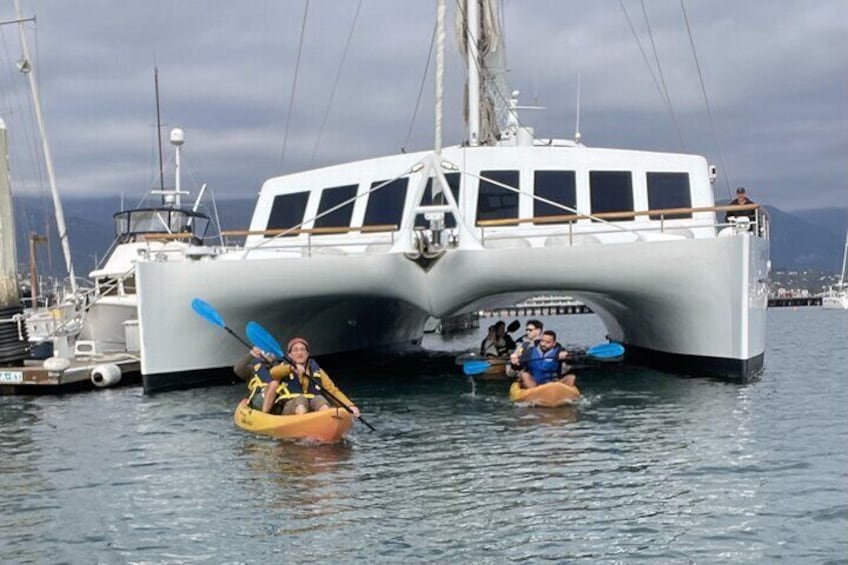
[765,206,846,271]
[11,195,847,278]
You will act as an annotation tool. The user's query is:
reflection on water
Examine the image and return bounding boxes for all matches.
[0,310,845,562]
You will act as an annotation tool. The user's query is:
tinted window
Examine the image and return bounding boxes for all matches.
[589,171,633,220]
[313,184,358,229]
[415,172,461,228]
[647,172,692,219]
[476,170,519,225]
[266,192,309,236]
[534,170,576,223]
[363,178,409,228]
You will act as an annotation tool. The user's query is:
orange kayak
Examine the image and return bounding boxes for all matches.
[509,381,581,407]
[233,398,353,443]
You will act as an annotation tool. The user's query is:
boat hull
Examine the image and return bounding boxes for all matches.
[509,381,581,407]
[233,399,353,443]
[136,230,767,390]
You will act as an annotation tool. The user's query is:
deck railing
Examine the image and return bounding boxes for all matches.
[477,203,768,245]
[138,203,767,259]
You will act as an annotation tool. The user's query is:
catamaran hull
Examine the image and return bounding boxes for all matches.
[136,233,767,391]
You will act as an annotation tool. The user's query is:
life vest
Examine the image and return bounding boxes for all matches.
[275,359,323,398]
[525,344,563,384]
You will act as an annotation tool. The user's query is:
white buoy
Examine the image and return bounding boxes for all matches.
[91,364,121,387]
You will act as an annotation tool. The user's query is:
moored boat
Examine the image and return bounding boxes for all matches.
[509,381,580,408]
[233,398,353,443]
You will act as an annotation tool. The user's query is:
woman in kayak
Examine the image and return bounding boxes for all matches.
[264,337,361,417]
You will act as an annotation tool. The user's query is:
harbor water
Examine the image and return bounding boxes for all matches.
[1,309,846,563]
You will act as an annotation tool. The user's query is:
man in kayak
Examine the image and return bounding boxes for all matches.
[266,337,361,417]
[506,319,542,378]
[516,329,575,389]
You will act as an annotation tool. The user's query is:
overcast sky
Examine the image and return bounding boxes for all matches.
[0,0,845,213]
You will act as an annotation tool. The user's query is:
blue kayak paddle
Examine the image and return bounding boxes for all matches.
[191,298,253,350]
[463,342,625,376]
[245,321,376,432]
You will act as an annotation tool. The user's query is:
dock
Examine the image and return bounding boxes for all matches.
[0,353,140,395]
[767,296,822,307]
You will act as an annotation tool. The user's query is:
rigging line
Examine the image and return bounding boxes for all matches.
[680,0,732,198]
[617,0,683,150]
[279,0,310,174]
[402,20,437,154]
[309,0,362,166]
[639,0,686,150]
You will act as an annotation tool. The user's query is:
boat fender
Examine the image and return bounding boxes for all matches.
[43,356,71,373]
[91,363,122,387]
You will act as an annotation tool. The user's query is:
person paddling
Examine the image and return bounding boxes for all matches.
[266,337,361,417]
[517,329,575,389]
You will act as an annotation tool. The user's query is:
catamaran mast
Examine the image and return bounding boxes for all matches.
[13,0,77,293]
[465,0,481,146]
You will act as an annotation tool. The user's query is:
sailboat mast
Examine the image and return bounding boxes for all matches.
[13,0,76,293]
[840,230,848,286]
[434,0,445,154]
[465,0,481,146]
[155,68,166,200]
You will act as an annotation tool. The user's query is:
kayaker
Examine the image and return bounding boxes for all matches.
[480,320,515,357]
[267,337,361,417]
[517,329,575,389]
[506,319,543,378]
[234,347,292,414]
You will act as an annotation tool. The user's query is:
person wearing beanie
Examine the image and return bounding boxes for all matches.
[260,336,360,417]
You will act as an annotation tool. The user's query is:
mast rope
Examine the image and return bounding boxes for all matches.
[279,0,310,173]
[680,0,733,198]
[309,0,362,166]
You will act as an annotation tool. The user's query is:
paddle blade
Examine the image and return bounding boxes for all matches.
[246,321,284,359]
[191,298,225,328]
[586,342,625,360]
[462,360,491,376]
[506,319,521,333]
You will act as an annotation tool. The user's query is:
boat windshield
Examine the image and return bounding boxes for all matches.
[113,208,211,242]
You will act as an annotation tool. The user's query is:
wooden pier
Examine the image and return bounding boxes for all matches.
[0,353,140,395]
[767,296,822,308]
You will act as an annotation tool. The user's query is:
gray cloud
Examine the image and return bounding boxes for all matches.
[0,0,845,212]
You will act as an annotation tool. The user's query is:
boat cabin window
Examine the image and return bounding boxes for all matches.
[363,178,409,228]
[646,172,692,219]
[415,172,461,228]
[113,209,210,242]
[476,170,519,225]
[533,170,577,223]
[313,184,358,229]
[267,192,309,236]
[589,171,634,220]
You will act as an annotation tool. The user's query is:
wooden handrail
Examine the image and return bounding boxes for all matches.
[220,224,398,237]
[477,203,762,227]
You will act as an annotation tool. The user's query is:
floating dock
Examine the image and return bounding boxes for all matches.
[0,353,140,395]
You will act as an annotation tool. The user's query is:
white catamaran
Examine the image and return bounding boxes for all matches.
[134,1,770,392]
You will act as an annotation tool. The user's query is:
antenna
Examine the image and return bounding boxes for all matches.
[154,68,165,200]
[574,73,582,144]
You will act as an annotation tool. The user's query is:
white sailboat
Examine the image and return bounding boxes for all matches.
[134,0,770,392]
[822,230,848,310]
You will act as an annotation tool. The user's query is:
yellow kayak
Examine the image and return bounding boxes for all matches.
[509,381,581,407]
[233,399,354,443]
